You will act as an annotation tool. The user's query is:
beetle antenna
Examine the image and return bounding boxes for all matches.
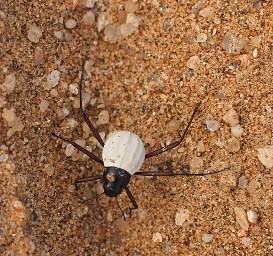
[75,175,102,185]
[115,197,126,220]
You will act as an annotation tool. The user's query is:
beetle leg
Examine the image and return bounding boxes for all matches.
[79,61,105,147]
[125,187,138,218]
[51,133,104,165]
[145,102,201,159]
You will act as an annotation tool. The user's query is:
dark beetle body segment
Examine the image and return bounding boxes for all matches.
[102,167,131,197]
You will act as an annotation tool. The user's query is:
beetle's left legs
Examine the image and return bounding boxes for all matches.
[79,61,105,147]
[125,187,138,218]
[75,175,102,189]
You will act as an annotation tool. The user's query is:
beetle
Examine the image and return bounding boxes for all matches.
[52,62,225,219]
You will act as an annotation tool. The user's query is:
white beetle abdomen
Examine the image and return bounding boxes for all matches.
[102,131,145,175]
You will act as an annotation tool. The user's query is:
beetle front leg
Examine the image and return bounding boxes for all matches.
[125,187,138,218]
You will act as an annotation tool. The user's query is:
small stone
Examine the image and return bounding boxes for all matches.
[252,48,258,58]
[175,208,190,226]
[241,237,252,247]
[221,33,246,54]
[119,23,136,37]
[80,0,96,8]
[66,143,76,157]
[45,165,55,176]
[2,108,16,126]
[33,48,45,65]
[76,205,89,218]
[238,175,248,188]
[214,247,225,256]
[64,31,73,41]
[2,73,16,94]
[54,30,64,40]
[65,18,77,29]
[223,109,239,126]
[68,184,75,193]
[126,13,140,28]
[47,70,60,88]
[97,110,109,125]
[97,12,108,32]
[67,118,79,129]
[152,232,163,243]
[234,207,249,231]
[265,105,272,113]
[196,33,207,43]
[199,6,214,17]
[196,140,205,152]
[247,209,258,223]
[187,55,200,70]
[82,11,95,26]
[225,137,240,153]
[190,156,203,170]
[202,233,213,243]
[39,100,49,112]
[104,24,122,43]
[27,24,42,43]
[231,125,244,138]
[69,83,78,95]
[0,154,9,162]
[257,146,273,168]
[125,0,138,13]
[205,119,220,132]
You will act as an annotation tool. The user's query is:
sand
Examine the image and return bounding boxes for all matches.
[0,0,272,255]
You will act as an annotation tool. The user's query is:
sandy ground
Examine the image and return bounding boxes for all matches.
[0,0,273,255]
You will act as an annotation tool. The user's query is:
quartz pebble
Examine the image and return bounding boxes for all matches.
[234,207,249,231]
[104,24,122,43]
[196,140,205,152]
[65,18,77,29]
[80,0,96,8]
[225,137,240,153]
[125,0,138,13]
[221,33,246,54]
[69,83,78,95]
[231,125,244,138]
[66,143,76,157]
[97,110,109,125]
[152,232,163,243]
[2,108,24,133]
[223,109,239,126]
[247,209,258,223]
[257,146,273,168]
[2,73,16,94]
[238,175,248,188]
[199,6,214,17]
[47,70,60,88]
[202,233,213,243]
[190,156,203,170]
[27,24,42,43]
[175,208,190,226]
[0,154,9,162]
[187,55,200,70]
[97,12,108,32]
[241,237,252,247]
[82,11,95,26]
[196,33,207,43]
[39,100,49,112]
[205,119,220,132]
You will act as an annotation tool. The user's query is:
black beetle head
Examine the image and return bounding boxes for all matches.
[102,167,131,197]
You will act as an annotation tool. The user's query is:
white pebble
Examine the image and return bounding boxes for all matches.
[225,137,240,153]
[104,24,122,43]
[65,18,77,29]
[82,11,95,26]
[2,108,16,126]
[2,73,16,94]
[97,110,109,125]
[67,118,79,129]
[97,12,108,32]
[247,209,258,223]
[175,208,190,226]
[199,6,214,17]
[120,23,136,37]
[238,175,248,188]
[257,146,273,168]
[205,119,220,132]
[190,156,203,170]
[196,140,205,152]
[126,13,140,28]
[202,233,213,243]
[125,0,138,13]
[66,144,76,157]
[221,33,246,54]
[252,48,258,58]
[27,24,42,43]
[234,207,249,231]
[152,232,163,243]
[80,0,96,8]
[241,237,252,247]
[69,83,78,95]
[187,55,200,70]
[196,33,207,43]
[231,125,244,138]
[0,154,9,162]
[223,109,239,126]
[47,70,60,88]
[54,30,64,40]
[39,100,49,112]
